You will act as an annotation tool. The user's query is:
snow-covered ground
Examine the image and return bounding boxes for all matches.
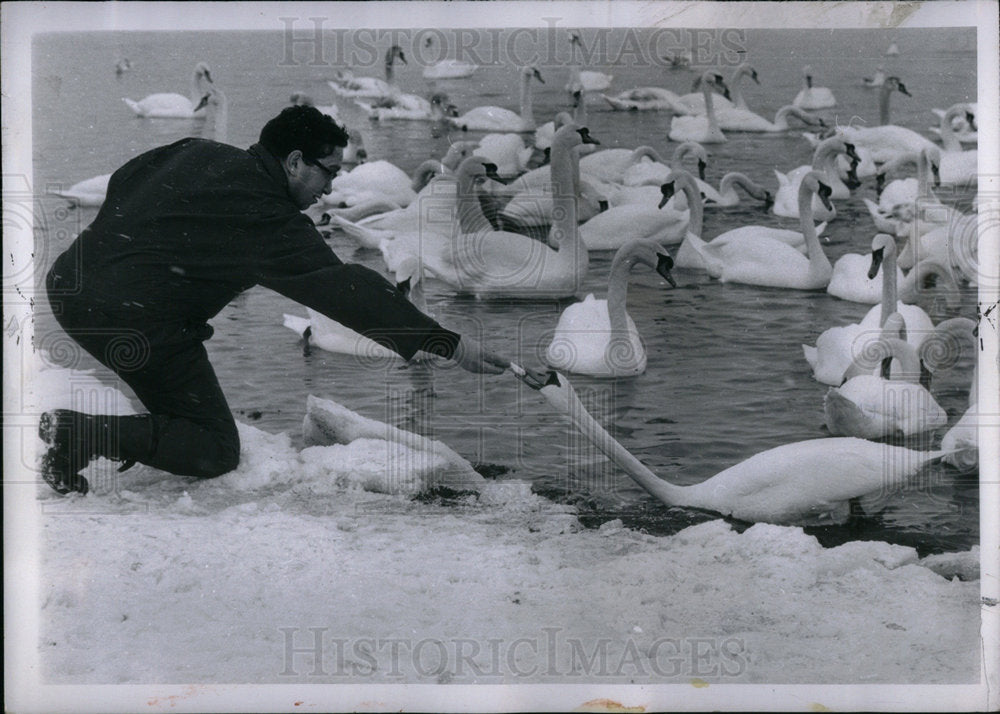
[7,365,992,711]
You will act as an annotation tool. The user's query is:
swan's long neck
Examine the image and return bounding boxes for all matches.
[774,105,809,130]
[702,81,719,133]
[729,66,749,110]
[671,141,702,168]
[939,106,965,152]
[879,241,899,329]
[882,337,921,381]
[410,160,443,191]
[385,50,396,83]
[900,258,959,304]
[878,82,894,125]
[606,253,637,337]
[798,184,831,278]
[190,68,205,108]
[519,71,536,127]
[212,94,228,144]
[455,171,493,233]
[630,145,665,167]
[549,136,587,274]
[718,172,760,200]
[543,375,688,505]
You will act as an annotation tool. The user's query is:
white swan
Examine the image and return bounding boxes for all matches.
[862,65,887,88]
[449,66,544,132]
[602,86,692,113]
[545,241,675,377]
[699,172,773,208]
[678,63,757,113]
[566,32,613,92]
[283,258,431,360]
[802,233,934,386]
[194,86,228,145]
[320,160,425,210]
[327,45,406,98]
[675,171,832,290]
[423,58,478,80]
[772,136,858,220]
[929,103,977,144]
[578,182,691,251]
[717,104,826,133]
[827,230,905,305]
[792,65,836,110]
[835,78,936,164]
[682,169,835,289]
[531,369,950,525]
[123,62,212,118]
[474,133,535,177]
[421,124,592,298]
[823,312,947,438]
[669,71,729,144]
[354,91,454,122]
[803,130,879,180]
[578,145,665,185]
[934,103,978,187]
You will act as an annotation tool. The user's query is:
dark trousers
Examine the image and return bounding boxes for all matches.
[47,273,240,478]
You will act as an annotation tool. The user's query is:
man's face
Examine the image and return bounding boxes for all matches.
[286,148,342,209]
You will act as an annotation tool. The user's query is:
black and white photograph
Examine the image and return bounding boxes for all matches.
[3,1,998,711]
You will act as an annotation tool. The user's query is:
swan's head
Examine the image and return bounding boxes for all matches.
[193,87,225,112]
[522,65,545,83]
[569,31,582,46]
[801,171,833,211]
[441,140,479,171]
[921,145,942,187]
[456,156,506,185]
[195,62,213,83]
[699,71,731,101]
[387,45,407,65]
[886,76,911,96]
[868,233,897,279]
[739,63,760,84]
[614,241,677,287]
[658,169,697,208]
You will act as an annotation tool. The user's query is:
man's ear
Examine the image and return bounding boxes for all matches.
[283,149,305,177]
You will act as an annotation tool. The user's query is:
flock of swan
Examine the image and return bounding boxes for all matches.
[51,42,983,527]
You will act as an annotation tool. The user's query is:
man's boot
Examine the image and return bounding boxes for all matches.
[38,410,157,495]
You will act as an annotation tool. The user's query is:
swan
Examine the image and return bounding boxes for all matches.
[886,42,900,56]
[896,211,978,280]
[578,145,666,185]
[289,91,339,120]
[823,312,947,439]
[772,136,859,220]
[578,182,692,251]
[934,103,978,187]
[529,369,951,525]
[897,254,962,309]
[420,124,594,298]
[803,130,878,180]
[675,171,832,290]
[449,66,544,132]
[929,103,977,144]
[544,240,675,377]
[123,61,212,118]
[283,258,431,360]
[194,86,228,145]
[699,172,773,208]
[678,63,758,114]
[717,104,826,133]
[423,58,478,79]
[602,86,692,113]
[792,65,836,110]
[320,159,426,211]
[51,173,111,208]
[680,169,835,289]
[327,45,406,98]
[669,71,730,143]
[565,32,613,93]
[115,57,132,78]
[802,233,934,386]
[355,91,456,122]
[834,78,936,164]
[827,230,906,305]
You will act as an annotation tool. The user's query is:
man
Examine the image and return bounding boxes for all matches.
[40,105,509,495]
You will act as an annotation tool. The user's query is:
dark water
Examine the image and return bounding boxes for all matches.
[30,28,980,554]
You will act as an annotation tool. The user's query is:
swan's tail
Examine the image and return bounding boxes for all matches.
[282,313,310,338]
[122,98,146,117]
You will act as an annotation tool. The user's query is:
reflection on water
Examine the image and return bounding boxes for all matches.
[30,28,980,554]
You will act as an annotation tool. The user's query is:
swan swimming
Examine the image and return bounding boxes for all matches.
[327,45,406,98]
[421,123,595,298]
[792,65,836,110]
[823,313,947,439]
[566,32,613,92]
[355,91,456,122]
[677,63,756,113]
[526,369,951,525]
[123,62,213,118]
[448,66,544,132]
[834,77,936,164]
[545,240,675,377]
[51,173,112,208]
[717,104,826,133]
[772,136,859,220]
[669,71,730,144]
[934,103,978,187]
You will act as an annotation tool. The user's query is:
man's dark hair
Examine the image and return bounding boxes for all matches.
[259,105,349,162]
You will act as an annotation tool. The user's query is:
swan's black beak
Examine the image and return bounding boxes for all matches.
[868,247,884,279]
[966,111,977,131]
[844,142,860,162]
[932,163,941,188]
[204,69,213,84]
[598,199,609,213]
[398,50,408,65]
[396,277,412,297]
[806,75,814,88]
[482,162,507,184]
[577,127,600,145]
[762,190,774,212]
[845,160,862,191]
[656,253,676,287]
[658,181,676,209]
[697,158,707,182]
[751,69,761,84]
[897,81,911,97]
[533,68,545,84]
[315,213,332,227]
[713,76,731,101]
[194,93,211,112]
[817,181,834,212]
[875,172,886,197]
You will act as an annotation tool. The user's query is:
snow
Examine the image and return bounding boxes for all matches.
[21,367,983,688]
